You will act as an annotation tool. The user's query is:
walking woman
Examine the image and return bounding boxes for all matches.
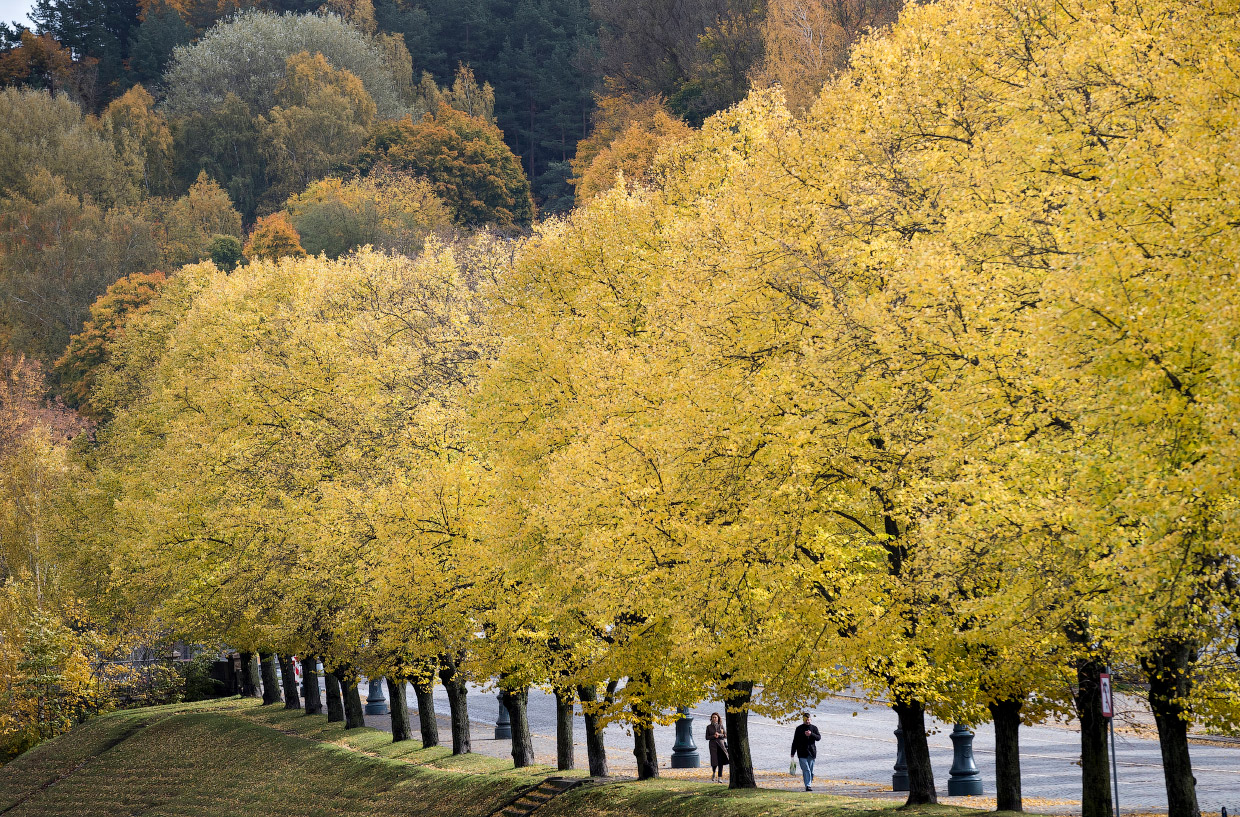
[706,712,729,783]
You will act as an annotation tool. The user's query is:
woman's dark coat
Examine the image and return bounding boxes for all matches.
[706,721,729,766]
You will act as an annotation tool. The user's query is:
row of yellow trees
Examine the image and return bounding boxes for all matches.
[22,0,1238,813]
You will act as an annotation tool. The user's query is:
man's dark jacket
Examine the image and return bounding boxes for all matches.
[791,723,821,758]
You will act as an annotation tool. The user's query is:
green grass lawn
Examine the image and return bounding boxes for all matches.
[0,699,1020,817]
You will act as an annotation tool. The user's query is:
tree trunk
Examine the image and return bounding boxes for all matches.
[501,686,535,767]
[724,680,757,789]
[239,651,261,698]
[259,653,281,705]
[1075,658,1113,817]
[339,670,365,729]
[439,660,471,755]
[413,678,439,747]
[633,722,658,779]
[388,677,413,742]
[578,683,609,777]
[894,700,937,805]
[302,655,323,715]
[555,688,574,771]
[280,655,301,710]
[1143,638,1201,817]
[989,697,1023,812]
[325,667,345,723]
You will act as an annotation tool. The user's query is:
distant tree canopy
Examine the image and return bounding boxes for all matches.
[570,95,690,201]
[0,174,160,360]
[0,91,246,364]
[172,92,267,221]
[244,212,306,262]
[29,0,141,104]
[0,0,926,371]
[207,234,242,270]
[361,108,534,227]
[0,87,140,207]
[2,0,919,218]
[0,32,90,104]
[159,171,244,268]
[0,89,151,360]
[283,168,451,258]
[99,85,175,197]
[259,51,379,208]
[591,0,764,125]
[754,0,904,111]
[161,10,409,120]
[126,2,193,88]
[378,0,598,203]
[53,269,166,420]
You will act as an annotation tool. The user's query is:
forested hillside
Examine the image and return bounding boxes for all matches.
[0,0,898,365]
[1,0,895,207]
[0,0,1236,816]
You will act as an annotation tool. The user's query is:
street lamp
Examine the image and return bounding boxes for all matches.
[947,723,983,795]
[670,707,700,768]
[364,678,389,715]
[892,723,909,791]
[494,693,512,739]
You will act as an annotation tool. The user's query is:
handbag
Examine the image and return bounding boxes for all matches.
[789,759,798,775]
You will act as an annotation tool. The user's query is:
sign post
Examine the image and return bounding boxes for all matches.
[1101,669,1120,817]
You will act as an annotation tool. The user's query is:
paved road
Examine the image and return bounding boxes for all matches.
[348,678,1238,814]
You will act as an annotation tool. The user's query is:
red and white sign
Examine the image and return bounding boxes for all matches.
[1099,671,1114,719]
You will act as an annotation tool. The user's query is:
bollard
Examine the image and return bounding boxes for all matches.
[947,723,983,795]
[364,678,389,715]
[670,707,701,768]
[495,693,512,739]
[893,724,909,791]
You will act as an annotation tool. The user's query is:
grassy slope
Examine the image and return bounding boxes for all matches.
[0,700,1007,817]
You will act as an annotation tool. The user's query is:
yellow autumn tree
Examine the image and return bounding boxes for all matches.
[283,168,451,258]
[94,244,506,747]
[570,95,692,202]
[260,52,378,208]
[97,85,175,197]
[753,0,903,111]
[159,171,244,268]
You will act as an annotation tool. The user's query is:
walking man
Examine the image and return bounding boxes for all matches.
[790,712,821,791]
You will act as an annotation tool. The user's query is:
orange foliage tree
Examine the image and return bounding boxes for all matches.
[361,107,534,228]
[570,95,692,202]
[0,32,76,96]
[244,212,306,262]
[53,271,167,421]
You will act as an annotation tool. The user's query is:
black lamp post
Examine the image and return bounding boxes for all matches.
[364,678,389,715]
[670,707,700,768]
[947,723,983,795]
[494,693,512,739]
[892,723,909,791]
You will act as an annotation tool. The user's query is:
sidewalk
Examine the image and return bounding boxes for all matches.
[362,709,938,808]
[349,682,1238,815]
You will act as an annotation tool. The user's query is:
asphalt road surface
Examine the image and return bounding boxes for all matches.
[345,678,1238,814]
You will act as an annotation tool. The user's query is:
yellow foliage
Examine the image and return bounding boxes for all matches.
[283,167,451,258]
[72,0,1240,761]
[570,95,692,201]
[260,52,378,208]
[160,171,244,268]
[98,85,174,196]
[753,0,903,112]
